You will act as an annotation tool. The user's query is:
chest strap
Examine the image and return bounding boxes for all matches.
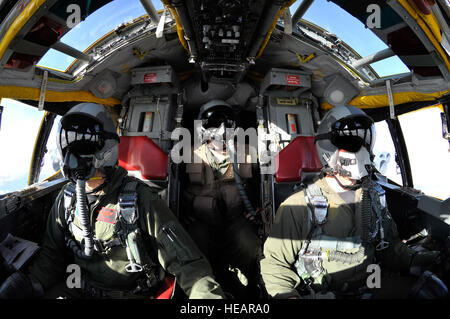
[62,180,162,289]
[295,181,391,288]
[117,180,163,287]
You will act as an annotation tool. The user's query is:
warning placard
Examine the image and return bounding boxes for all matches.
[144,73,157,83]
[286,75,300,85]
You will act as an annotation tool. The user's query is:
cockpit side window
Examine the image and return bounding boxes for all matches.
[38,115,62,183]
[0,99,43,195]
[398,107,450,200]
[373,120,403,186]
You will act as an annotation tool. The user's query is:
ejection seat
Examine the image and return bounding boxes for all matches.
[257,68,323,219]
[118,136,168,185]
[273,136,322,212]
[115,65,183,298]
[118,136,178,299]
[117,65,182,215]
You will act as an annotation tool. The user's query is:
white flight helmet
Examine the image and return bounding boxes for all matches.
[196,100,236,150]
[56,103,119,181]
[315,105,376,180]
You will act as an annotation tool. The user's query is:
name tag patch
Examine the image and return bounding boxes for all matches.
[96,207,118,224]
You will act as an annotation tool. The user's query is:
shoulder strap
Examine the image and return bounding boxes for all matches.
[62,184,76,226]
[304,183,329,226]
[117,179,164,285]
[118,179,139,225]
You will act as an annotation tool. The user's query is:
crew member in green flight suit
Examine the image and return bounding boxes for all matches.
[260,105,447,299]
[0,103,225,299]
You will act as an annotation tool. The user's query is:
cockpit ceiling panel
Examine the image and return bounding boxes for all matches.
[0,0,113,69]
[48,0,113,21]
[330,0,450,79]
[187,0,267,63]
[5,15,63,69]
[331,0,400,29]
[0,0,46,64]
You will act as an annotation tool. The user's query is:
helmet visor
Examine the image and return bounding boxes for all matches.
[316,115,373,153]
[202,115,235,129]
[60,114,106,155]
[200,105,235,129]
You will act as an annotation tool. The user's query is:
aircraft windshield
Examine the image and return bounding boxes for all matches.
[37,0,164,72]
[294,0,410,77]
[36,0,410,78]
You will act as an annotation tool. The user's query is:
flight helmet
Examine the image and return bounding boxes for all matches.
[57,103,119,181]
[196,100,236,149]
[198,99,236,129]
[314,105,376,180]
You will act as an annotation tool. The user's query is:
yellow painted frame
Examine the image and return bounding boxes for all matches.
[399,0,450,71]
[0,0,47,61]
[0,86,121,106]
[321,89,450,110]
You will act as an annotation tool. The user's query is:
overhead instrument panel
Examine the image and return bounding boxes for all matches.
[165,0,294,82]
[189,0,264,79]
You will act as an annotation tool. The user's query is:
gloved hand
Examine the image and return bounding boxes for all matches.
[410,271,448,299]
[244,207,263,225]
[0,271,44,299]
[410,251,440,276]
[302,288,336,299]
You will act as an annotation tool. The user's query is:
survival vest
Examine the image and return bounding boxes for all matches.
[61,178,164,293]
[294,179,391,291]
[185,143,253,226]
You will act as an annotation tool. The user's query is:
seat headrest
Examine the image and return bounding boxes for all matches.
[118,136,168,180]
[274,136,322,183]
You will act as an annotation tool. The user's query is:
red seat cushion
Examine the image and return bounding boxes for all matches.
[274,136,322,183]
[156,274,176,299]
[118,136,168,180]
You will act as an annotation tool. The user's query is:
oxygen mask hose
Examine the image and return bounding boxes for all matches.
[75,178,94,259]
[63,152,95,259]
[227,138,257,218]
[360,177,373,246]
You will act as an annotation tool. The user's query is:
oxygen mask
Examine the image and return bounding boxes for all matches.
[59,114,108,182]
[333,148,373,181]
[204,122,228,152]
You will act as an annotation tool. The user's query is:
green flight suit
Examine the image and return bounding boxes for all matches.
[29,167,224,299]
[260,177,436,299]
[183,143,262,297]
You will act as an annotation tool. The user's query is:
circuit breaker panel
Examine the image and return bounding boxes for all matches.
[266,96,316,148]
[260,67,316,149]
[121,65,180,154]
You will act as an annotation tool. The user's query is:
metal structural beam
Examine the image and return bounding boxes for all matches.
[292,0,315,23]
[51,41,92,62]
[437,0,450,19]
[140,0,160,22]
[352,48,396,69]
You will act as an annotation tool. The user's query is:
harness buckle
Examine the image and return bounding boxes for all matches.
[376,240,389,251]
[125,262,144,273]
[119,193,138,224]
[309,195,328,225]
